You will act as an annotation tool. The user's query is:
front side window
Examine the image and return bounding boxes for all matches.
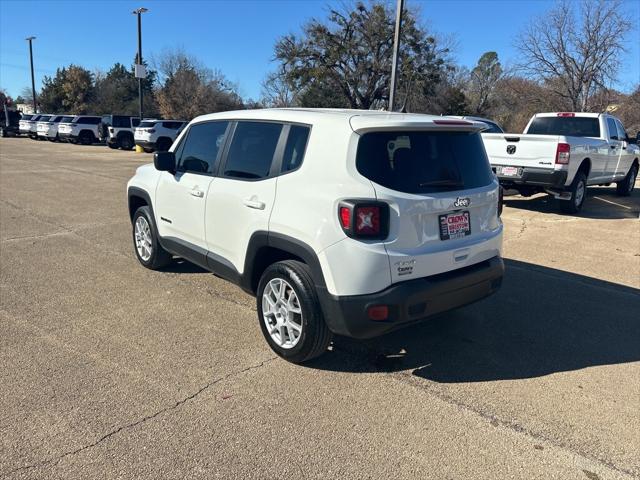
[282,125,310,172]
[356,131,494,194]
[223,122,283,180]
[615,119,628,141]
[177,121,229,175]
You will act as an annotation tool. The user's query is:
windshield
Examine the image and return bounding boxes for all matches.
[527,117,600,137]
[356,131,494,194]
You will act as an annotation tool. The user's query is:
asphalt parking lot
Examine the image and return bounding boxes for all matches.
[1,137,639,480]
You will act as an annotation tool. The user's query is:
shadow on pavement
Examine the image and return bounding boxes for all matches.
[503,185,639,219]
[308,259,640,381]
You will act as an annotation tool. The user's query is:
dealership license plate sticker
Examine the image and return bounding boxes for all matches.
[501,166,519,176]
[439,211,471,240]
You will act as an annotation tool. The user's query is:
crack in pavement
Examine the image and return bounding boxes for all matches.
[390,371,638,479]
[2,357,277,477]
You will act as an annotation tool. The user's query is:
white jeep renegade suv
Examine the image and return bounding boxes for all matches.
[127,109,504,363]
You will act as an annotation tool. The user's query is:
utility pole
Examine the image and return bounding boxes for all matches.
[388,0,404,112]
[133,8,148,120]
[25,36,37,113]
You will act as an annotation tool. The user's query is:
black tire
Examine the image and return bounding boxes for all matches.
[0,128,6,138]
[119,134,134,150]
[256,260,332,363]
[132,206,172,270]
[559,171,587,214]
[155,137,172,152]
[79,130,94,145]
[107,140,119,149]
[616,163,638,197]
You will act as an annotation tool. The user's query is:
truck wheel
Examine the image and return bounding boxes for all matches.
[616,164,637,197]
[119,135,134,150]
[79,131,94,145]
[560,171,587,214]
[107,139,120,149]
[132,206,172,270]
[257,260,332,363]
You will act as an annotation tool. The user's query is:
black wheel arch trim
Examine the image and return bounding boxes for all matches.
[127,187,155,222]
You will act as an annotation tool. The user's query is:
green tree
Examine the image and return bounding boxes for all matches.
[39,65,94,114]
[93,60,157,115]
[273,1,448,110]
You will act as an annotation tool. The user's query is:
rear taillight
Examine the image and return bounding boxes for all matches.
[498,186,504,217]
[555,143,570,164]
[338,201,389,240]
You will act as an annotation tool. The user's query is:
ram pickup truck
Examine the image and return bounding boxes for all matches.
[482,112,639,213]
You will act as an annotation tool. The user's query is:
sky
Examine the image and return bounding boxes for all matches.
[1,0,639,101]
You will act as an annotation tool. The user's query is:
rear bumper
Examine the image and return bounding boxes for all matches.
[497,167,568,188]
[318,256,504,339]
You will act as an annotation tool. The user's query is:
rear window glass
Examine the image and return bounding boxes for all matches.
[38,115,51,122]
[482,121,503,133]
[138,121,157,128]
[112,116,131,128]
[21,114,33,121]
[61,116,74,123]
[356,131,494,194]
[527,117,600,137]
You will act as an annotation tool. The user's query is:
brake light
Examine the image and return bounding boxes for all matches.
[556,112,575,117]
[433,119,472,125]
[355,206,381,235]
[556,143,571,164]
[338,201,389,239]
[339,207,351,230]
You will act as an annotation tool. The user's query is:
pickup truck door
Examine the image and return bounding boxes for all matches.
[614,119,633,179]
[154,121,229,250]
[605,117,624,180]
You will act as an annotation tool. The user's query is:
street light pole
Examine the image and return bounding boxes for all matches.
[25,36,37,113]
[388,0,404,112]
[133,8,148,121]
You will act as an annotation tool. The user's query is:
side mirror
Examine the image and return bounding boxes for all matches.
[154,151,176,173]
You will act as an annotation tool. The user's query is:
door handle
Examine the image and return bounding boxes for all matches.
[190,189,204,198]
[243,197,266,210]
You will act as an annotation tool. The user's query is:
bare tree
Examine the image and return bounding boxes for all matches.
[517,0,632,111]
[261,71,299,108]
[466,52,505,115]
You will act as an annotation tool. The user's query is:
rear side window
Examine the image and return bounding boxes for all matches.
[112,116,130,128]
[282,125,310,172]
[223,122,283,180]
[163,121,183,129]
[527,117,600,137]
[356,131,494,194]
[177,121,229,174]
[132,118,140,127]
[606,118,618,139]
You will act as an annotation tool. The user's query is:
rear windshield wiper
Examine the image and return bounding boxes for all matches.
[419,180,464,187]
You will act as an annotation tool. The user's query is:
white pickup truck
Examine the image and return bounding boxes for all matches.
[482,112,639,213]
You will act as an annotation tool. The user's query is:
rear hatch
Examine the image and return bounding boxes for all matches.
[482,133,562,174]
[134,120,157,141]
[352,120,502,282]
[36,115,52,134]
